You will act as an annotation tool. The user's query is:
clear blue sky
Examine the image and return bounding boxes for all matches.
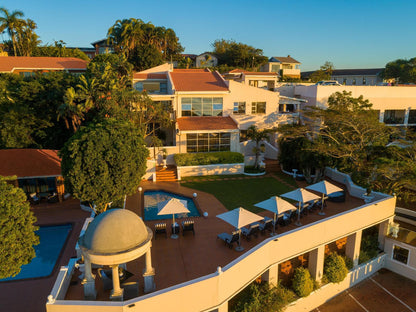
[2,0,415,71]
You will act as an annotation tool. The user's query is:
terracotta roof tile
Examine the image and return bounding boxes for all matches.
[177,116,238,131]
[0,149,61,178]
[133,73,167,79]
[170,71,229,92]
[173,68,208,72]
[228,69,277,76]
[0,56,88,72]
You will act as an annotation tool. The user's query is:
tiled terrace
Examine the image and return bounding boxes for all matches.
[62,178,364,301]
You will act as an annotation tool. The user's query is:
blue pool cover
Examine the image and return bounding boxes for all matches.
[0,224,72,281]
[144,191,200,221]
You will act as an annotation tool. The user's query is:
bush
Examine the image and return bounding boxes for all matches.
[292,267,314,297]
[342,255,354,270]
[174,151,244,166]
[324,252,348,283]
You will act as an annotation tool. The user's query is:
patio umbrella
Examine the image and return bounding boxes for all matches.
[254,196,296,235]
[157,198,189,239]
[216,207,263,251]
[305,180,344,215]
[281,188,320,226]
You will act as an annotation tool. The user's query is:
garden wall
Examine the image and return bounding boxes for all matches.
[177,163,244,179]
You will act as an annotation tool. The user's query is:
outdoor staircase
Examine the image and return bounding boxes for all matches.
[156,165,177,182]
[264,158,281,174]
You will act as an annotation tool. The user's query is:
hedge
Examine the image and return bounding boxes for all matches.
[174,151,244,166]
[324,252,348,283]
[292,267,314,297]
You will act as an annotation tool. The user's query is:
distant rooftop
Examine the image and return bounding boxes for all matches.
[270,56,301,64]
[177,116,238,131]
[0,56,88,73]
[170,70,229,92]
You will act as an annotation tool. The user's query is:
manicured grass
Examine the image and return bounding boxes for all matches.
[272,171,298,188]
[182,176,295,213]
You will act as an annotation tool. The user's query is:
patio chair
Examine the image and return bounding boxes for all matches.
[121,281,139,300]
[97,268,113,291]
[181,220,195,236]
[29,192,40,205]
[259,217,274,233]
[217,231,240,249]
[154,223,167,238]
[241,223,260,241]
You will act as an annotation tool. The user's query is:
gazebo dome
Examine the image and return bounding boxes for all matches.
[80,209,149,254]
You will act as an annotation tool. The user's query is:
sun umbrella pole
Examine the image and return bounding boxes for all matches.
[319,193,326,215]
[273,213,276,235]
[172,214,176,234]
[295,202,302,226]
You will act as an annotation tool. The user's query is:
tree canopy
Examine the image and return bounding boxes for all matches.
[59,118,149,213]
[381,57,416,84]
[212,39,268,70]
[0,176,39,278]
[308,61,334,82]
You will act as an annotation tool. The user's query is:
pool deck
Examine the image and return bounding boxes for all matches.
[1,176,365,311]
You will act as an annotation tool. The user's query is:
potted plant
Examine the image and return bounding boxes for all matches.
[162,148,167,168]
[362,186,374,203]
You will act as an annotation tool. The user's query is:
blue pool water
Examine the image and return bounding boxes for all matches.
[144,191,200,221]
[0,224,72,281]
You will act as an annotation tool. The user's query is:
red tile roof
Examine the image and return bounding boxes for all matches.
[177,116,238,131]
[170,71,229,92]
[173,68,208,72]
[133,73,167,79]
[0,149,61,178]
[0,56,88,72]
[228,69,278,76]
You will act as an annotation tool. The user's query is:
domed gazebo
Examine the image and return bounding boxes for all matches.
[79,209,155,300]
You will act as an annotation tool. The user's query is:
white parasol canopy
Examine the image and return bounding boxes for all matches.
[254,196,296,235]
[305,180,343,215]
[281,188,320,226]
[217,207,263,251]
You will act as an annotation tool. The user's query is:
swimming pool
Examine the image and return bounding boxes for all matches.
[0,224,72,281]
[144,191,200,221]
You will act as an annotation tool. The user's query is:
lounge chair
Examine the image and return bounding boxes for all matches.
[259,217,274,233]
[241,223,260,241]
[29,192,40,205]
[181,220,195,236]
[217,231,240,249]
[154,223,167,238]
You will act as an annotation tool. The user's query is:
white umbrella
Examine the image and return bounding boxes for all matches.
[254,196,296,235]
[157,198,189,238]
[281,188,320,226]
[306,180,343,215]
[217,207,263,251]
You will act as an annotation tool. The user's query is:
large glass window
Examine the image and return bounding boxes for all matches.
[134,81,167,94]
[408,110,416,124]
[271,64,280,72]
[233,102,246,114]
[251,102,266,114]
[186,132,231,152]
[181,98,223,116]
[392,245,409,265]
[384,110,405,124]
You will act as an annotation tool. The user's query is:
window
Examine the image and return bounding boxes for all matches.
[343,78,347,85]
[271,64,280,72]
[249,80,258,87]
[186,132,231,153]
[352,78,356,85]
[362,77,366,85]
[252,102,266,114]
[295,64,300,69]
[392,245,409,265]
[384,110,405,124]
[233,102,246,114]
[134,81,167,94]
[181,98,223,117]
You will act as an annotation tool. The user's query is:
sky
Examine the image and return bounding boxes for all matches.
[2,0,415,71]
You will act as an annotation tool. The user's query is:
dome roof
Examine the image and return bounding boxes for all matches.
[80,209,149,254]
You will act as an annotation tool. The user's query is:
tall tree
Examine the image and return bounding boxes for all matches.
[309,61,334,82]
[0,7,25,56]
[60,118,149,213]
[0,176,39,279]
[381,58,416,84]
[246,125,273,169]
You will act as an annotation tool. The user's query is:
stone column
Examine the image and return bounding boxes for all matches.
[143,247,156,293]
[346,230,362,267]
[82,257,96,300]
[308,245,325,281]
[110,264,123,301]
[404,107,410,126]
[261,263,279,287]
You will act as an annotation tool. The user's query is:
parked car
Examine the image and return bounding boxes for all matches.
[315,80,342,86]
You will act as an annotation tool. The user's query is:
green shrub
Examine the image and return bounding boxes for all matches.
[174,151,244,166]
[230,282,295,312]
[292,267,314,297]
[359,251,371,264]
[342,255,354,270]
[324,252,348,283]
[359,231,379,263]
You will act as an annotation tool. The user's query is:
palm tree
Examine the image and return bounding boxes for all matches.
[246,125,273,169]
[0,7,24,56]
[57,87,86,132]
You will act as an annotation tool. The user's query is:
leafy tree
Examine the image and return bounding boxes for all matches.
[60,118,149,213]
[129,43,164,72]
[309,61,334,82]
[246,125,274,169]
[0,176,39,278]
[292,267,314,297]
[212,39,268,70]
[324,252,348,283]
[0,7,25,56]
[33,40,89,60]
[381,58,416,84]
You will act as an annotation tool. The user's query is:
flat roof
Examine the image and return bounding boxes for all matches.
[177,116,238,131]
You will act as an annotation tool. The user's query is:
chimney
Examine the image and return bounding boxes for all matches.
[287,55,290,57]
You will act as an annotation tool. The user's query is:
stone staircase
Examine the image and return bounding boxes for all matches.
[264,158,281,174]
[156,165,177,182]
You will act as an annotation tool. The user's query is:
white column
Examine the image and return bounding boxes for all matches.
[261,263,279,287]
[82,257,96,300]
[110,264,123,301]
[217,301,228,312]
[143,247,156,293]
[404,107,410,125]
[308,245,325,281]
[346,230,362,267]
[379,217,394,250]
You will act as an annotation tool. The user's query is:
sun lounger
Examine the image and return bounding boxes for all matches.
[217,231,239,249]
[259,217,274,233]
[181,220,195,236]
[241,223,260,241]
[154,223,167,238]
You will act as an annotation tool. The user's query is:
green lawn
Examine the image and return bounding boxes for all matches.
[181,176,296,213]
